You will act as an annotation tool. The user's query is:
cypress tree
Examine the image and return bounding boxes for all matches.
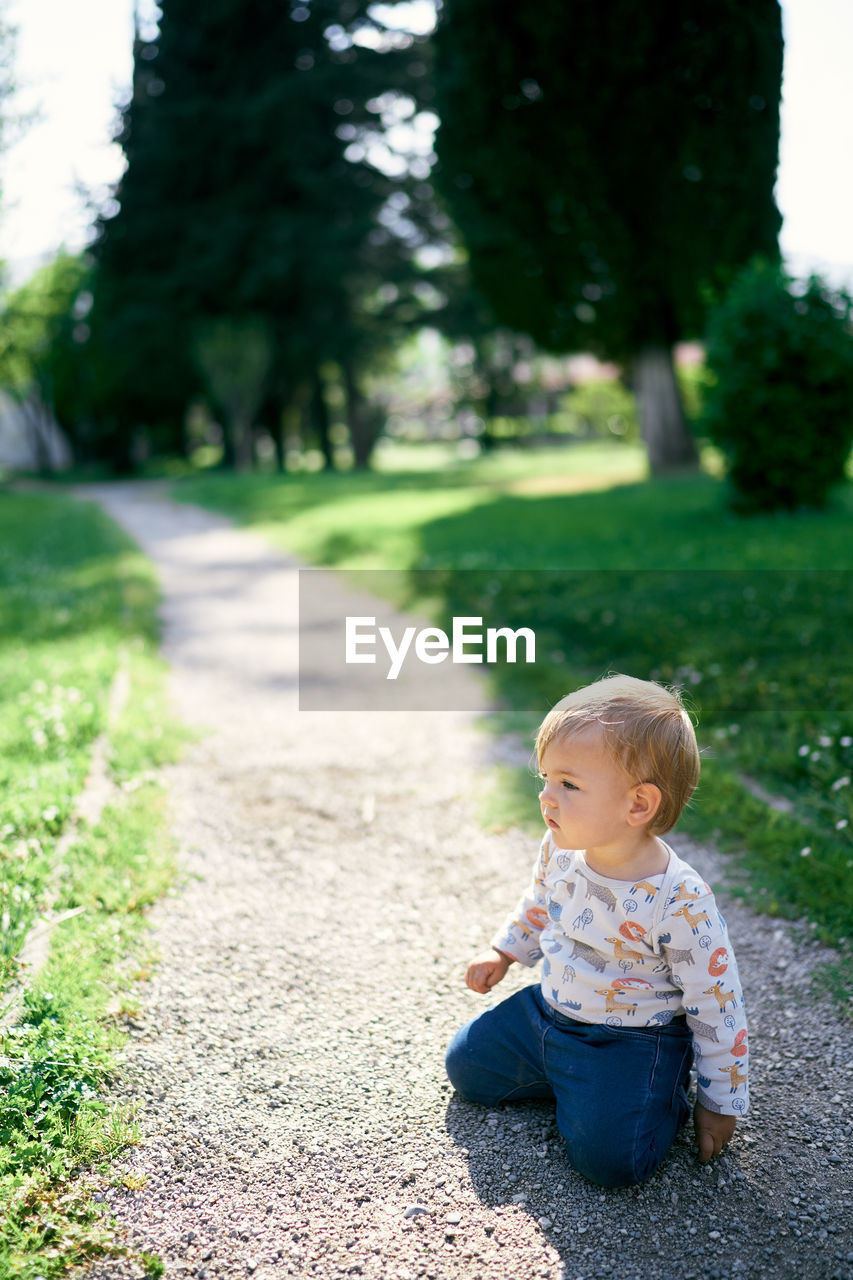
[90,0,439,469]
[433,0,783,472]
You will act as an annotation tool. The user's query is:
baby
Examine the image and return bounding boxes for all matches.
[446,674,748,1187]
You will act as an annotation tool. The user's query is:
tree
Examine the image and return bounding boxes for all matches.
[702,262,853,512]
[193,316,273,471]
[0,252,93,462]
[90,0,443,471]
[433,0,783,472]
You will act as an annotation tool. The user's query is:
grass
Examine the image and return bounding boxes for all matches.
[172,445,853,1006]
[173,443,853,571]
[172,441,654,570]
[0,488,184,1277]
[0,491,158,977]
[0,792,176,1279]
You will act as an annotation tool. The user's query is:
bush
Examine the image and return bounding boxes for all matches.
[701,261,853,511]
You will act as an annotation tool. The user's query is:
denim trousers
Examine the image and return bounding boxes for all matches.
[445,984,693,1188]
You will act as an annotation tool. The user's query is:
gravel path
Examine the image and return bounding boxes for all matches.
[75,482,852,1280]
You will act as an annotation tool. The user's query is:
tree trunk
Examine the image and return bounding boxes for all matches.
[105,421,136,475]
[172,413,190,460]
[310,368,335,471]
[261,393,287,474]
[271,417,286,474]
[232,415,254,471]
[219,415,236,470]
[340,359,381,468]
[633,345,699,475]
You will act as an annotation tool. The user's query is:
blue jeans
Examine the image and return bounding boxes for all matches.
[445,984,693,1188]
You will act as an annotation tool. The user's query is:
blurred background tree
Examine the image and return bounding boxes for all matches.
[193,316,274,472]
[88,0,445,472]
[0,252,93,466]
[9,0,848,513]
[702,261,853,512]
[432,0,784,473]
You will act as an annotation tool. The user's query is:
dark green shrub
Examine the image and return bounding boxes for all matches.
[702,261,853,511]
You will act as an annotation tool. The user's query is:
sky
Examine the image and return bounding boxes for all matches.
[0,0,851,291]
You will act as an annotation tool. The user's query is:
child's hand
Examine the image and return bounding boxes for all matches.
[693,1102,736,1163]
[465,949,512,994]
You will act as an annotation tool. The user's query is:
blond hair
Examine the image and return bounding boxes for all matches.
[535,674,700,834]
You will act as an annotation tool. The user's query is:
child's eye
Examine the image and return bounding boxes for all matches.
[539,773,577,791]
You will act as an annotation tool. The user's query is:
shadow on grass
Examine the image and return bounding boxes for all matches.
[413,477,853,571]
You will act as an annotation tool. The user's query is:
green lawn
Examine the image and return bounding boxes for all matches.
[173,446,853,1001]
[0,488,181,1278]
[175,443,853,571]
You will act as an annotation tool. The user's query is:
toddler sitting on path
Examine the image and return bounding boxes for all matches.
[446,674,748,1187]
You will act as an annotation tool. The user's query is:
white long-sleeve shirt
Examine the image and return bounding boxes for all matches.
[491,834,749,1116]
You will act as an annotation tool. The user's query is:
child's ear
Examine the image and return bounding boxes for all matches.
[627,782,662,827]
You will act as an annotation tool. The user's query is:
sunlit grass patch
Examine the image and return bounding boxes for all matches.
[0,489,182,1274]
[0,493,158,986]
[0,787,175,1277]
[0,1178,121,1280]
[173,449,853,571]
[54,788,175,919]
[109,640,192,786]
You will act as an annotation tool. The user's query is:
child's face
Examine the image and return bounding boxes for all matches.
[538,727,639,854]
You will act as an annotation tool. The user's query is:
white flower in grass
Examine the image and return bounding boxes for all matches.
[841,736,853,748]
[818,735,833,747]
[836,819,849,831]
[800,847,811,857]
[832,776,850,791]
[31,728,47,749]
[810,752,821,762]
[41,806,59,822]
[798,745,810,757]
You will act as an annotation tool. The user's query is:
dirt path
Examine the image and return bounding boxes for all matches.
[76,482,852,1280]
